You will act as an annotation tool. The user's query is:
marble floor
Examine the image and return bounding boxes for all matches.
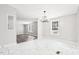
[0,38,79,55]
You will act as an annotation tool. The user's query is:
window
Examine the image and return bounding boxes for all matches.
[8,15,14,30]
[52,21,58,30]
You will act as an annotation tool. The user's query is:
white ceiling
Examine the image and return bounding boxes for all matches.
[10,4,79,18]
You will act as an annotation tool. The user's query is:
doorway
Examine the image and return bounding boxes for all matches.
[16,20,38,43]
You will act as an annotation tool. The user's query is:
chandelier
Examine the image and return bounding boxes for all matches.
[41,11,49,23]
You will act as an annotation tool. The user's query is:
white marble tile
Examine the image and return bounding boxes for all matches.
[1,39,79,55]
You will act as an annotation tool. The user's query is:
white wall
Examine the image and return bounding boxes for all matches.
[38,14,77,42]
[16,20,24,35]
[76,7,79,44]
[0,5,16,46]
[58,14,77,42]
